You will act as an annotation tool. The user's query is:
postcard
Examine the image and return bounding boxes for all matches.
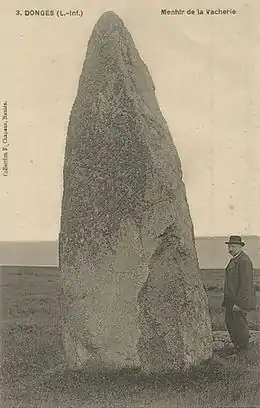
[1,1,259,407]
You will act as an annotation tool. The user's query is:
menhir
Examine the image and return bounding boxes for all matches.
[59,11,213,373]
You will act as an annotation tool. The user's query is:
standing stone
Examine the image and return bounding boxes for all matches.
[59,11,212,373]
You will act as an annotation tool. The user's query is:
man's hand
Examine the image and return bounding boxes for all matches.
[233,304,242,311]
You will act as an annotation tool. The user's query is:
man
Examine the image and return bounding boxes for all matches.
[221,235,256,354]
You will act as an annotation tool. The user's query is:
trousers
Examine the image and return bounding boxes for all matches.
[225,308,249,349]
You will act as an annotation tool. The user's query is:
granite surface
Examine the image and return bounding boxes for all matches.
[59,11,213,373]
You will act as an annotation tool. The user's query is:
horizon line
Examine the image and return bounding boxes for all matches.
[0,235,260,243]
[0,264,58,267]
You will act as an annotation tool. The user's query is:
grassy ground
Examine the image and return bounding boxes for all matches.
[4,355,260,408]
[1,266,260,407]
[1,266,63,381]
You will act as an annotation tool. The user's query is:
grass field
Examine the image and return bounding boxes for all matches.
[1,266,63,385]
[1,266,260,407]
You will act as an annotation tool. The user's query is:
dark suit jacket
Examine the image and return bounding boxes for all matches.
[222,251,256,311]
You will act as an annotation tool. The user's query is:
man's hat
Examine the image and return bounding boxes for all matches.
[225,235,245,246]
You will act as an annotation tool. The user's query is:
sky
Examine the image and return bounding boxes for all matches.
[0,0,260,241]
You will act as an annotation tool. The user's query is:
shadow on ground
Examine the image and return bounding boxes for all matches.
[3,344,260,408]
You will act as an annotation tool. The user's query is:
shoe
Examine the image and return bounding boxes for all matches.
[234,345,249,354]
[222,346,237,357]
[225,353,238,360]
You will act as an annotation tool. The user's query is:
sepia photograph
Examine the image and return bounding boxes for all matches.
[0,1,260,407]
